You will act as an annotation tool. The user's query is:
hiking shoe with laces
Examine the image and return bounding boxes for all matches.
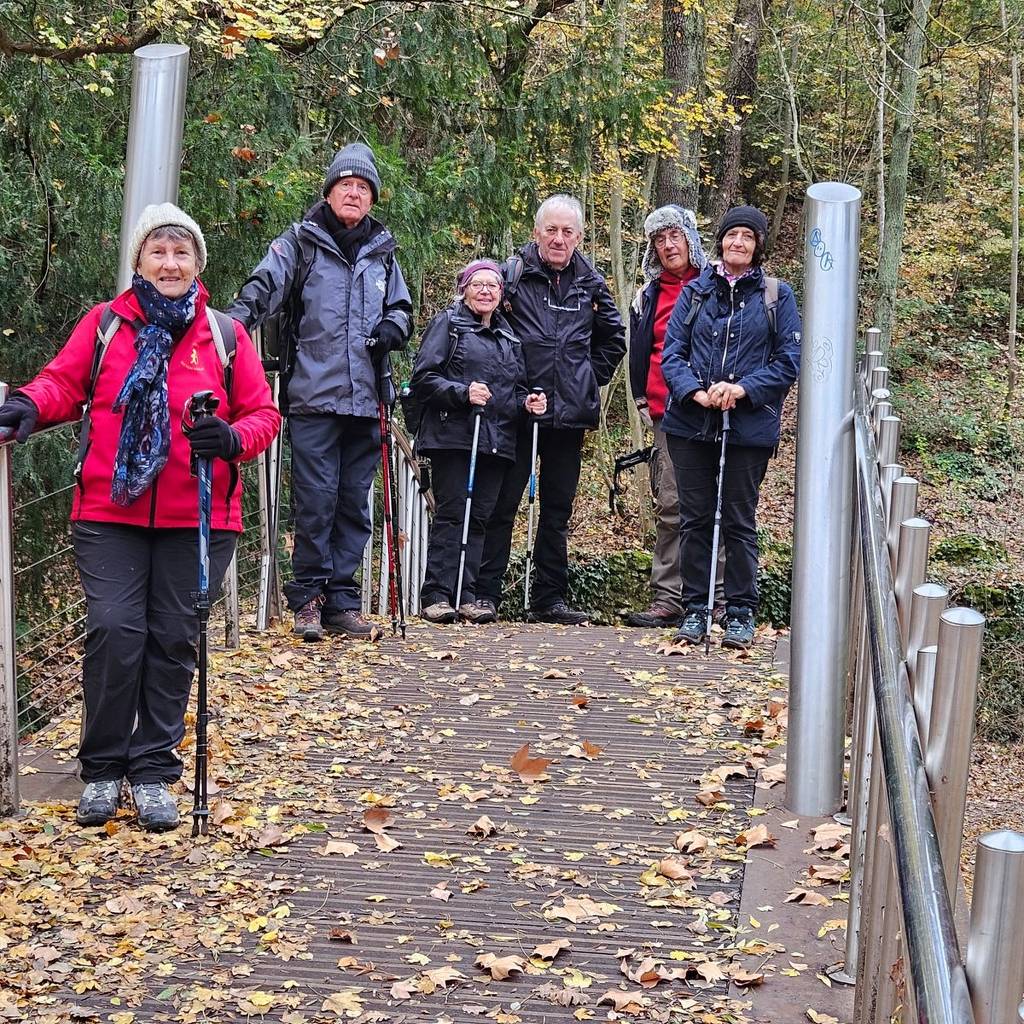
[322,608,374,637]
[293,598,324,642]
[131,782,180,832]
[673,606,708,646]
[421,601,458,624]
[459,601,496,624]
[532,601,590,626]
[625,602,681,628]
[721,606,755,650]
[76,779,122,826]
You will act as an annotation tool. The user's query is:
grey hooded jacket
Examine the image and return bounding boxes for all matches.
[228,206,413,418]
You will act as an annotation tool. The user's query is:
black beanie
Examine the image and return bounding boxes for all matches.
[716,205,768,241]
[323,142,381,202]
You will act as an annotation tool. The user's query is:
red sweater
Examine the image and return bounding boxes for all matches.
[646,267,697,419]
[21,283,281,531]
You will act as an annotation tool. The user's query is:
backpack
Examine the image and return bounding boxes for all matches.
[500,254,525,313]
[75,303,237,482]
[684,275,779,338]
[400,313,460,436]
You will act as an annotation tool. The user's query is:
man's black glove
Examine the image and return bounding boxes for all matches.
[187,417,242,460]
[0,394,39,444]
[366,320,405,364]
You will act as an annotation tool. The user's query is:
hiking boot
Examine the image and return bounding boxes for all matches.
[322,608,374,637]
[625,602,681,628]
[533,601,590,626]
[421,601,458,624]
[721,606,756,650]
[293,597,324,642]
[673,606,708,646]
[131,782,180,832]
[76,779,122,826]
[459,601,496,624]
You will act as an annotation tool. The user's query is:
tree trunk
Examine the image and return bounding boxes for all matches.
[655,0,706,210]
[1002,0,1020,415]
[712,0,771,222]
[875,0,886,248]
[872,0,933,346]
[769,13,797,250]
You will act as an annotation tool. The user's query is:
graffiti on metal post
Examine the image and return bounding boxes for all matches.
[809,228,834,271]
[810,336,834,383]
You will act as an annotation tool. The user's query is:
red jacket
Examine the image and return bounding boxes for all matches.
[20,283,281,531]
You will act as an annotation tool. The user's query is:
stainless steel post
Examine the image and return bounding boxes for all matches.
[915,645,938,747]
[870,366,889,394]
[871,399,893,427]
[879,464,904,513]
[223,550,240,650]
[0,382,19,815]
[361,484,374,615]
[788,181,861,815]
[886,477,918,558]
[966,830,1024,1024]
[869,386,891,412]
[926,607,985,908]
[893,518,930,644]
[907,583,947,679]
[864,349,884,379]
[117,44,190,291]
[876,416,900,467]
[865,326,885,360]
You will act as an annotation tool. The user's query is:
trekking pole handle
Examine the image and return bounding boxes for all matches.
[722,409,730,432]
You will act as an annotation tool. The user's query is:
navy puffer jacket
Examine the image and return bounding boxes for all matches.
[411,302,528,462]
[661,264,802,448]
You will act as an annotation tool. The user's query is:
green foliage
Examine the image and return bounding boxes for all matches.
[932,533,1008,566]
[757,538,793,628]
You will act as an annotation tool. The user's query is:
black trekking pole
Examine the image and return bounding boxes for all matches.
[454,402,485,612]
[704,409,730,656]
[522,387,543,611]
[377,361,406,638]
[182,389,219,837]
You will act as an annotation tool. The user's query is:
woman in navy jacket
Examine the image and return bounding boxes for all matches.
[660,206,801,649]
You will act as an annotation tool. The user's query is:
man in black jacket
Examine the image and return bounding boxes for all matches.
[476,195,626,624]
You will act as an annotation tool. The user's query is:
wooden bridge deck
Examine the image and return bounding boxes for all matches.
[4,623,853,1024]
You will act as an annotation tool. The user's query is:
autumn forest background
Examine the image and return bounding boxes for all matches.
[1,0,1022,737]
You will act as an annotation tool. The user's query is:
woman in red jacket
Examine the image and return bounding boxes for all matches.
[0,204,281,831]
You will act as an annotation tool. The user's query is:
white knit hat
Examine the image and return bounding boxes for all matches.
[128,202,208,274]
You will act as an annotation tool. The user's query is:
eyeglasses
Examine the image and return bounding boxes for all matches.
[467,281,500,293]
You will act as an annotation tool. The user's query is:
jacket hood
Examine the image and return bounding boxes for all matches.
[641,205,708,284]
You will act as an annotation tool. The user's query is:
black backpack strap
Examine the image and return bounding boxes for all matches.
[501,254,524,312]
[763,276,779,339]
[682,291,705,328]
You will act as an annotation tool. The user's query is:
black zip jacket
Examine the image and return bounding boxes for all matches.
[503,242,625,430]
[411,302,528,462]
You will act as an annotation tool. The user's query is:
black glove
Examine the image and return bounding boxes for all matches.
[366,320,405,363]
[0,394,39,444]
[187,416,242,460]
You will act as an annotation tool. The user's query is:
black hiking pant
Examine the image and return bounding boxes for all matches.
[420,449,509,607]
[285,413,380,613]
[73,522,236,785]
[476,425,585,611]
[666,436,771,612]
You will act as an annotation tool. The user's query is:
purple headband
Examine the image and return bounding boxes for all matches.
[457,259,504,294]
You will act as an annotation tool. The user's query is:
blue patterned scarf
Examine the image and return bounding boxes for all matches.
[110,276,198,506]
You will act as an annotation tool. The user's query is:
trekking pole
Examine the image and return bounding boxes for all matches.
[454,402,485,611]
[705,409,731,656]
[523,387,543,611]
[182,389,220,837]
[377,362,406,638]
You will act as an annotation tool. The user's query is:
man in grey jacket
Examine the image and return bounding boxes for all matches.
[229,142,413,641]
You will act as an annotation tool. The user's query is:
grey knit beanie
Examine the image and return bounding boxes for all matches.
[323,142,381,202]
[128,202,207,274]
[641,205,707,283]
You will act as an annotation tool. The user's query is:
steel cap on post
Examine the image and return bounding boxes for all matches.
[788,181,861,815]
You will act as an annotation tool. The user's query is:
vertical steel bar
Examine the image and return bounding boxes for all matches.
[0,382,19,815]
[788,181,861,815]
[361,483,374,615]
[256,447,273,630]
[926,607,985,910]
[879,464,903,512]
[865,326,885,360]
[117,44,190,291]
[907,583,948,681]
[870,366,890,394]
[223,550,240,649]
[886,477,919,559]
[966,830,1024,1024]
[915,645,938,747]
[864,348,884,379]
[893,518,930,645]
[875,416,901,467]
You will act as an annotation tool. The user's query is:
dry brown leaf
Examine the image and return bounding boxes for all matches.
[510,742,553,782]
[695,786,723,806]
[320,988,364,1016]
[543,668,568,679]
[571,695,590,708]
[544,896,620,923]
[622,956,663,988]
[811,821,850,850]
[328,929,356,943]
[532,938,571,961]
[476,952,526,980]
[430,884,452,902]
[421,965,465,989]
[808,863,848,882]
[210,799,235,825]
[255,823,289,847]
[786,887,833,906]
[373,832,401,853]
[598,989,649,1012]
[362,807,394,834]
[322,840,359,857]
[657,856,693,880]
[467,814,496,838]
[761,763,786,786]
[695,960,727,983]
[736,824,776,849]
[675,829,711,853]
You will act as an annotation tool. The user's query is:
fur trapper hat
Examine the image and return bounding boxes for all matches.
[641,205,707,283]
[128,202,207,274]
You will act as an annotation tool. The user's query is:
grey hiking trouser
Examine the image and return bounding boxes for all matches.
[73,522,236,785]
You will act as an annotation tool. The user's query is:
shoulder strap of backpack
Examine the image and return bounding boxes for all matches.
[763,276,779,338]
[501,255,524,310]
[89,303,122,406]
[205,307,238,398]
[682,290,705,328]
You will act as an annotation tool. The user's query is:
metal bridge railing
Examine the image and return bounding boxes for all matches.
[835,341,1024,1024]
